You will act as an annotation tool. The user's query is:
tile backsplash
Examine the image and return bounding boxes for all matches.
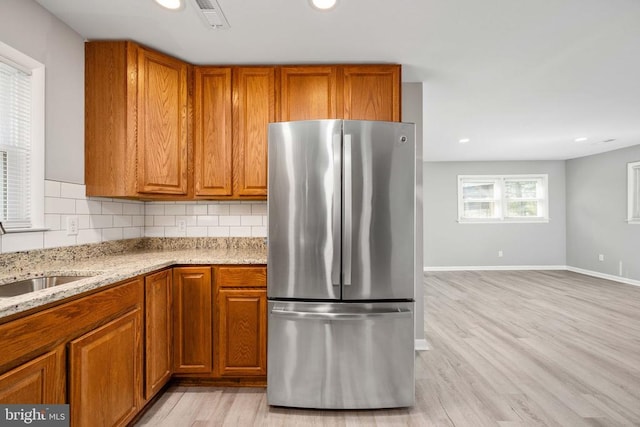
[144,201,267,239]
[0,180,267,254]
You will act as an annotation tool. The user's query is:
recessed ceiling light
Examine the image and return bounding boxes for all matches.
[154,0,182,10]
[310,0,338,11]
[574,137,588,142]
[459,138,470,144]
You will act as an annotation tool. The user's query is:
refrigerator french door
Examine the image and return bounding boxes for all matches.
[267,120,417,409]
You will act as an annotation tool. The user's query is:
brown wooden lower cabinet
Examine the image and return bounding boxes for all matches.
[0,264,267,426]
[172,267,213,374]
[69,308,143,427]
[144,269,173,399]
[0,346,65,404]
[216,288,267,377]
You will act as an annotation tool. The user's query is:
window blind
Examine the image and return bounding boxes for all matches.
[0,59,31,228]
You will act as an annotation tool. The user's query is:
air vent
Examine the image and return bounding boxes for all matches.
[192,0,230,29]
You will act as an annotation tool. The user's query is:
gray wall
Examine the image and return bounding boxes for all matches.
[0,0,85,184]
[566,144,640,281]
[424,160,567,267]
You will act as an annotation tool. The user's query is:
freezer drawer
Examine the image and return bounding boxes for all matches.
[267,301,415,409]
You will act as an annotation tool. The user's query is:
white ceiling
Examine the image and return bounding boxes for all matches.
[34,0,640,161]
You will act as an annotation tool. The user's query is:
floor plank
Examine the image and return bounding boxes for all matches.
[136,270,640,426]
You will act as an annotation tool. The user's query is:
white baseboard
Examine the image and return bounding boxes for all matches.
[424,265,567,272]
[566,266,640,288]
[422,265,640,288]
[414,339,429,351]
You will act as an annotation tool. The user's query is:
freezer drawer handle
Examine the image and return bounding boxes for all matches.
[270,308,411,320]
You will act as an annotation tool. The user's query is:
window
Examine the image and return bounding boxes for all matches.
[628,161,640,224]
[0,42,44,230]
[458,175,549,223]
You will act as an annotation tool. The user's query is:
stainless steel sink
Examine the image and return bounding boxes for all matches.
[0,276,92,298]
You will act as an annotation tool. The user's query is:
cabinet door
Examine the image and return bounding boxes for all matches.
[194,67,233,197]
[69,309,143,427]
[0,347,65,404]
[137,47,189,195]
[342,65,401,122]
[85,41,137,197]
[144,270,173,400]
[279,66,339,121]
[173,267,213,374]
[343,65,400,122]
[216,288,267,377]
[232,67,275,198]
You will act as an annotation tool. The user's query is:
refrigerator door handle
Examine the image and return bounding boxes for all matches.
[331,132,341,287]
[270,308,411,320]
[343,133,353,286]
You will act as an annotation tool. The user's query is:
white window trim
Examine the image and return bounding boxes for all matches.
[628,161,640,224]
[458,174,549,224]
[0,42,45,231]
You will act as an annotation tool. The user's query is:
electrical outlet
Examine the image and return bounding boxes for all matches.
[598,254,604,262]
[67,216,79,236]
[177,220,187,232]
[498,250,503,258]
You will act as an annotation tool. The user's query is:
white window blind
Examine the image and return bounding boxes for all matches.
[0,59,31,229]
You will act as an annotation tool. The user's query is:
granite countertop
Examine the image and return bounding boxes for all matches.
[0,238,267,320]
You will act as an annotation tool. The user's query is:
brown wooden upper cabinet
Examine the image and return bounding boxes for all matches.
[85,41,189,198]
[279,66,339,121]
[193,67,233,197]
[193,67,274,199]
[232,67,276,198]
[342,65,401,122]
[278,65,400,122]
[85,40,400,200]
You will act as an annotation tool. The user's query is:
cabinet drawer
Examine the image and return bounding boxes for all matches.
[216,267,266,288]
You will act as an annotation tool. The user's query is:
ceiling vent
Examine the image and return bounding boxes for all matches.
[192,0,230,29]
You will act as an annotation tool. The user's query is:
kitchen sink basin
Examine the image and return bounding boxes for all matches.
[0,275,93,298]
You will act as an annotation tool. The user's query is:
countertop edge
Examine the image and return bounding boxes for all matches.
[0,252,267,320]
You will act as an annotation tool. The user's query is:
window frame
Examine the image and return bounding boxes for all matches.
[457,174,549,224]
[628,161,640,224]
[0,42,45,231]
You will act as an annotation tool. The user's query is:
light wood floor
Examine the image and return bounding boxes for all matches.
[135,270,640,426]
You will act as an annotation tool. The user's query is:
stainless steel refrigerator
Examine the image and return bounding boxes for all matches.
[267,119,421,409]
